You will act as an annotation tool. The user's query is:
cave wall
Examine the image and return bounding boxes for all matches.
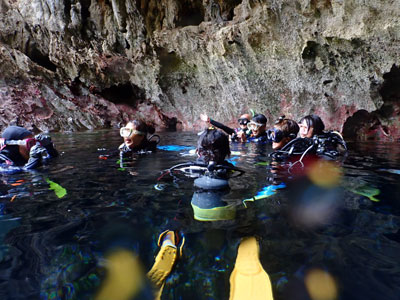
[0,0,399,139]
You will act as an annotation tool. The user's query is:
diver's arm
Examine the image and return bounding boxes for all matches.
[23,144,48,169]
[209,119,235,136]
[236,130,247,143]
[0,153,13,165]
[35,134,58,158]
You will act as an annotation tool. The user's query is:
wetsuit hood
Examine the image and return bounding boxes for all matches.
[2,126,33,140]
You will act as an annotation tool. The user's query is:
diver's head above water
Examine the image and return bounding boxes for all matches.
[269,116,299,150]
[248,114,267,137]
[197,128,230,165]
[238,113,251,130]
[1,125,35,161]
[299,114,325,138]
[120,120,155,149]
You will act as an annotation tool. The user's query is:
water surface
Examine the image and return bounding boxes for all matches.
[0,130,399,300]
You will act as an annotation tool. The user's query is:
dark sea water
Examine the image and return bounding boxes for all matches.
[0,130,399,300]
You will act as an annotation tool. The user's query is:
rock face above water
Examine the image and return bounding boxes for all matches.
[0,0,399,140]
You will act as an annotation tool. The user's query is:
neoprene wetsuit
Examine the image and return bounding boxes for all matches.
[119,138,158,157]
[269,131,347,161]
[248,132,272,144]
[209,119,252,142]
[0,127,58,170]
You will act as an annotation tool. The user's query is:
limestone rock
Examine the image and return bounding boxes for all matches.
[0,0,399,140]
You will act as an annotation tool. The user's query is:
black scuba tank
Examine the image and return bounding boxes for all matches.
[194,176,229,190]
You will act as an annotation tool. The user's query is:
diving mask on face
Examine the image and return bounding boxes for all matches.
[267,128,284,143]
[267,128,297,142]
[247,121,264,131]
[238,118,249,126]
[0,138,38,151]
[120,127,145,138]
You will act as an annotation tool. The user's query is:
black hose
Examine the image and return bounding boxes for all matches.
[148,134,161,145]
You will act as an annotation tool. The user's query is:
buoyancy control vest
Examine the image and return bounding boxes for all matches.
[270,131,347,160]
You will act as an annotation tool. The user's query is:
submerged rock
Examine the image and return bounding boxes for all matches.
[0,0,399,139]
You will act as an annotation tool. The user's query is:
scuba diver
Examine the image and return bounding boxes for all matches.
[0,126,58,171]
[158,128,273,299]
[299,114,325,138]
[155,127,245,223]
[245,114,271,143]
[191,128,242,221]
[242,116,300,206]
[267,116,300,150]
[97,120,160,169]
[270,114,347,161]
[119,120,160,155]
[158,128,244,183]
[200,113,252,142]
[117,120,161,170]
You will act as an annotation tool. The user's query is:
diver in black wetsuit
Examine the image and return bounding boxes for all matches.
[195,128,235,177]
[0,126,58,171]
[191,128,240,221]
[268,116,300,150]
[246,114,272,144]
[119,120,160,156]
[200,113,252,142]
[157,128,244,217]
[270,114,347,161]
[298,114,325,139]
[243,116,300,202]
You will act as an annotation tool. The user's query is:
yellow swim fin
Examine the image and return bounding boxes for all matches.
[95,249,144,300]
[229,237,274,300]
[147,231,182,300]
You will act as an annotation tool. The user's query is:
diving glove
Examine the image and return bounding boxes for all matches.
[24,144,49,169]
[35,134,58,157]
[35,133,52,147]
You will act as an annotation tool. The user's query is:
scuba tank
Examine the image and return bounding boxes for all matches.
[190,161,239,222]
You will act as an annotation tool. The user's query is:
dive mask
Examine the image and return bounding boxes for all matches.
[238,118,249,126]
[120,127,145,138]
[0,138,38,151]
[247,121,264,131]
[267,128,285,143]
[267,128,297,143]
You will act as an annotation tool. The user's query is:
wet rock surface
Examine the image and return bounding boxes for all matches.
[0,0,399,139]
